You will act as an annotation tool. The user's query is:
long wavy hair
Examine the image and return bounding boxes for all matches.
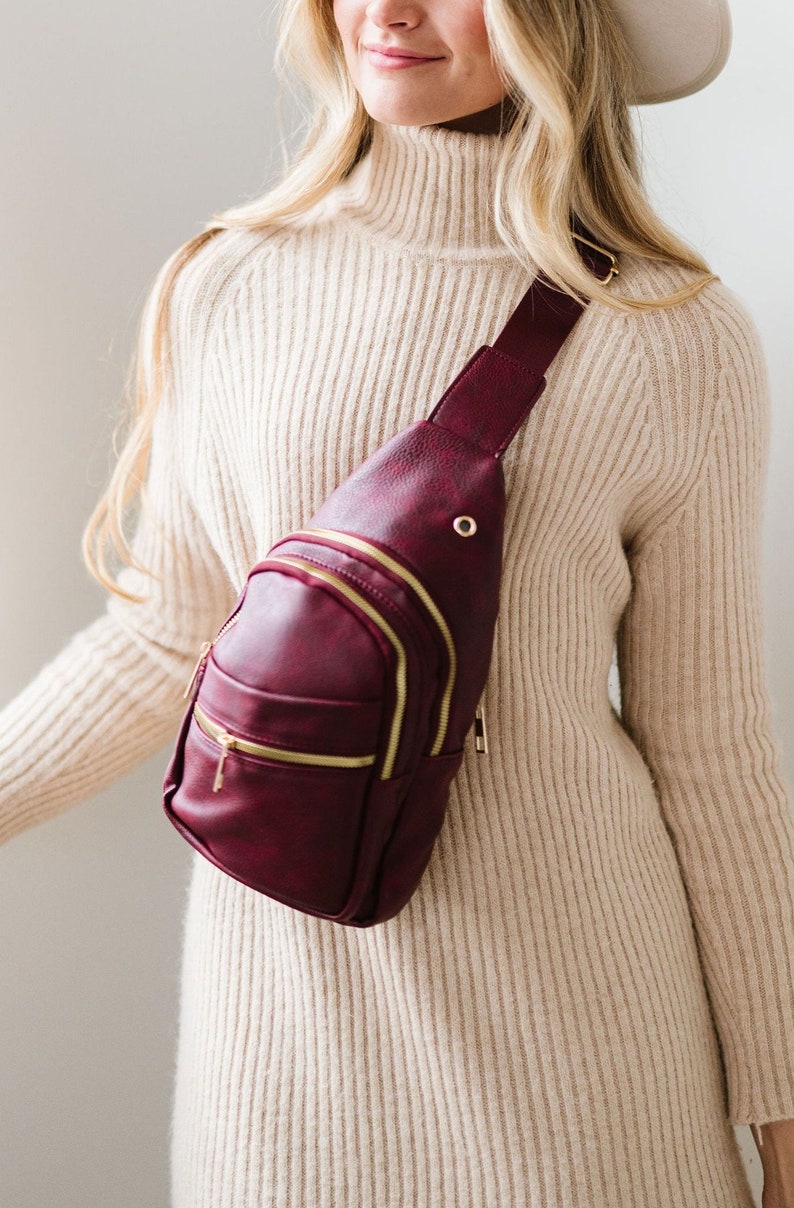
[84,0,718,599]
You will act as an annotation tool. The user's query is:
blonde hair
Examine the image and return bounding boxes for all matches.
[84,0,718,598]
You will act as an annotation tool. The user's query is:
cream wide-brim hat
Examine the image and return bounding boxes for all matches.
[611,0,733,103]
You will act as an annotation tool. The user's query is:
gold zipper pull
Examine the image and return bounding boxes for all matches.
[474,699,489,754]
[213,733,235,793]
[184,641,213,700]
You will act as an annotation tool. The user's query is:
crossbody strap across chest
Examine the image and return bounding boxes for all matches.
[427,236,618,456]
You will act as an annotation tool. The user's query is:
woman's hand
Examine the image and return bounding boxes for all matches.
[751,1118,794,1208]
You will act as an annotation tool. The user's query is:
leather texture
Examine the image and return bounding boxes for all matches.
[163,240,615,927]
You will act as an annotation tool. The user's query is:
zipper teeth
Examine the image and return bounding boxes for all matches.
[293,529,456,757]
[213,612,240,646]
[193,702,377,769]
[184,613,242,701]
[266,555,406,780]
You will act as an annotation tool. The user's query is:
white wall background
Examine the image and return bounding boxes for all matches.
[0,0,790,1203]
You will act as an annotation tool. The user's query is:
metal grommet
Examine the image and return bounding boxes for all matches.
[453,515,477,537]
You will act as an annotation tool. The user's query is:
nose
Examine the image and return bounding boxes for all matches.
[365,0,422,33]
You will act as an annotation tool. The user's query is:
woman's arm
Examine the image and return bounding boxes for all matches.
[0,249,238,845]
[616,281,794,1127]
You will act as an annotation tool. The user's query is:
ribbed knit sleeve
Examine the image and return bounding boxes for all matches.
[0,248,237,846]
[616,282,794,1125]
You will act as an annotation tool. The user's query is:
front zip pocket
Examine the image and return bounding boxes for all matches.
[193,701,378,792]
[174,670,388,916]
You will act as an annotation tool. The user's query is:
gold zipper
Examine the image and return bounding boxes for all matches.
[183,614,241,700]
[193,702,377,793]
[266,554,406,780]
[184,642,213,701]
[288,529,456,757]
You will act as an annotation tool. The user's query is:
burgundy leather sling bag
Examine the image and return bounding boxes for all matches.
[163,236,618,927]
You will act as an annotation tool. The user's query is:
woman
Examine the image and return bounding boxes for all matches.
[1,0,793,1203]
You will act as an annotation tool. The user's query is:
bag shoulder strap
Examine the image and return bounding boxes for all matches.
[426,239,617,459]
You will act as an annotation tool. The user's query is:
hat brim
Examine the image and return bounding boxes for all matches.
[609,0,733,104]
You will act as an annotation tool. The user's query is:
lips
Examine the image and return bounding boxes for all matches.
[364,44,442,62]
[364,44,439,59]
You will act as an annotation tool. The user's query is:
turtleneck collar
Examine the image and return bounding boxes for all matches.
[325,120,513,261]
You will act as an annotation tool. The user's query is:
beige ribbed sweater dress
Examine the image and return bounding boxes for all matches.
[1,118,794,1206]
